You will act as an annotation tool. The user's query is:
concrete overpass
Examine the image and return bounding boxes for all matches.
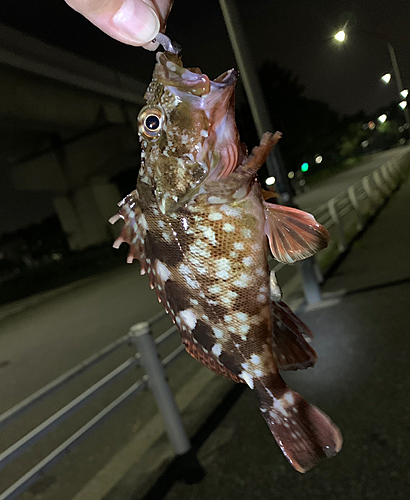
[0,24,147,249]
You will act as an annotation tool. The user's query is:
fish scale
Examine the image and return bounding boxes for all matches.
[111,50,342,473]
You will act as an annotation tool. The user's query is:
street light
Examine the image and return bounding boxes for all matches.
[399,101,407,110]
[381,73,392,84]
[400,89,408,99]
[378,114,387,123]
[334,30,346,42]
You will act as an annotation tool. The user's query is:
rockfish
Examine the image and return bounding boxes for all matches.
[110,51,342,472]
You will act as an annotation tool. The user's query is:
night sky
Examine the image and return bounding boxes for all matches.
[0,0,409,234]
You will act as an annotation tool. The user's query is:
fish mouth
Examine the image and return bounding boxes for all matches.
[154,52,238,97]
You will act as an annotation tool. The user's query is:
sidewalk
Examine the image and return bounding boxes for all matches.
[146,175,410,499]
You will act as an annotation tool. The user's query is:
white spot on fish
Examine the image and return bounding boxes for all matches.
[239,324,250,335]
[284,392,294,405]
[209,284,222,294]
[212,344,222,356]
[243,256,253,266]
[235,312,248,322]
[179,309,197,330]
[220,290,237,305]
[190,298,199,305]
[254,369,263,377]
[242,228,252,238]
[200,129,209,137]
[223,223,235,232]
[201,226,217,245]
[233,273,251,288]
[230,252,238,258]
[155,260,171,282]
[256,268,265,276]
[257,294,267,303]
[208,212,223,221]
[234,242,244,251]
[213,327,224,338]
[251,354,261,365]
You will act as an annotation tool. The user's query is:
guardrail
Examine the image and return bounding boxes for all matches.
[0,149,408,500]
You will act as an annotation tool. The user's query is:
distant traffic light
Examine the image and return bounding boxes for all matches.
[301,162,309,172]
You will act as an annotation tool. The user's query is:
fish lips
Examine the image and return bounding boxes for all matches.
[155,52,237,99]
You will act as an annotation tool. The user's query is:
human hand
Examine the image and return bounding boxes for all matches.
[65,0,173,50]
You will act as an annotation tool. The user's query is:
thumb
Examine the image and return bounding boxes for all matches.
[65,0,160,46]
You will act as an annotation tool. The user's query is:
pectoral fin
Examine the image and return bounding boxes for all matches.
[264,203,330,264]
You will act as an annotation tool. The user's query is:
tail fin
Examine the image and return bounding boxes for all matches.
[258,386,342,473]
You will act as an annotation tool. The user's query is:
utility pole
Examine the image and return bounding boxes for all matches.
[218,0,292,201]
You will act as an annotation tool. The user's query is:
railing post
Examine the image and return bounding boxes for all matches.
[131,322,191,456]
[347,185,364,230]
[381,163,396,191]
[327,198,347,252]
[373,170,390,197]
[300,257,322,304]
[362,176,380,211]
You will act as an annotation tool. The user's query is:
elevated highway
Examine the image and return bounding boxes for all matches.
[0,24,147,249]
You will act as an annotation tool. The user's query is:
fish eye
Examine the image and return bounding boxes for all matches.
[138,106,164,140]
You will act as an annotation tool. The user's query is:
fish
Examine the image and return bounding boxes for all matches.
[110,50,342,472]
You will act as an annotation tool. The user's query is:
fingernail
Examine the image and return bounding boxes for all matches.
[113,0,160,44]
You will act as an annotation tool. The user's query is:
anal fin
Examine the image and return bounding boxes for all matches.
[182,337,243,384]
[272,301,317,370]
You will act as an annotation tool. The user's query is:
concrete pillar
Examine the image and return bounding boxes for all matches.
[53,196,88,251]
[90,177,122,239]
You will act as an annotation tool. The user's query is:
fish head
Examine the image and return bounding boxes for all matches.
[138,52,241,214]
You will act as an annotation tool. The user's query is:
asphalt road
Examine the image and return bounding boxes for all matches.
[0,146,408,500]
[294,148,408,212]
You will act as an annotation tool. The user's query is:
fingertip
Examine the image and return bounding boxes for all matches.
[112,0,160,45]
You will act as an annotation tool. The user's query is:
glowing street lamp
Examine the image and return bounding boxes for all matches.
[334,30,346,42]
[400,89,408,99]
[265,176,276,186]
[399,101,407,110]
[381,73,391,84]
[378,114,387,123]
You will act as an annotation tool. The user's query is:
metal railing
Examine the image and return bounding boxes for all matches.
[0,148,408,500]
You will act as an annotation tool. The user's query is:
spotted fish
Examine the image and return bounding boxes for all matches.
[110,51,342,472]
